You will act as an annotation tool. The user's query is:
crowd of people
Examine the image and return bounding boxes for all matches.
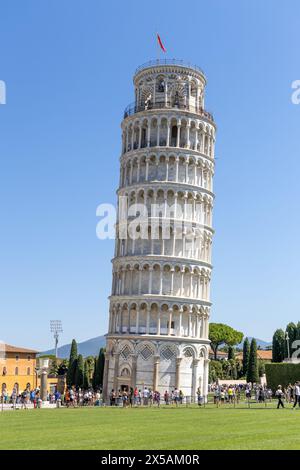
[108,386,204,407]
[2,381,300,410]
[0,385,104,409]
[209,383,273,404]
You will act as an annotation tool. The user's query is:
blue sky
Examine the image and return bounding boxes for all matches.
[0,0,299,350]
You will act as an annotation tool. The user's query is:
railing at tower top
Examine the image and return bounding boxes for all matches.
[123,101,214,122]
[134,59,205,76]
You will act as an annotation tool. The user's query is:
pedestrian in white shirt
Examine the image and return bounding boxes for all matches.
[293,382,300,409]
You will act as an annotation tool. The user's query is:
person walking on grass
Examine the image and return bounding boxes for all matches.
[276,385,285,409]
[293,382,300,409]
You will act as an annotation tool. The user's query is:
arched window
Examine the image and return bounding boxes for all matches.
[27,367,30,375]
[27,355,31,361]
[120,367,131,377]
[157,77,165,93]
[14,383,19,393]
[171,126,177,146]
[2,367,6,376]
[15,367,19,376]
[15,355,19,362]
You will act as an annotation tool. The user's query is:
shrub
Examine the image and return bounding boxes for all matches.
[265,363,300,392]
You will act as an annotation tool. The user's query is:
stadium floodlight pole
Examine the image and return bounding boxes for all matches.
[50,320,63,358]
[285,331,290,361]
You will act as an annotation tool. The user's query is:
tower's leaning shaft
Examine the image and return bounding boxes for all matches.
[103,59,216,401]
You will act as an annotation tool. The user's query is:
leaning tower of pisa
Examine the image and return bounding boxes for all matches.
[103,59,216,401]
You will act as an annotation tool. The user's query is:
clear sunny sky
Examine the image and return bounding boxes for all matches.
[0,0,299,350]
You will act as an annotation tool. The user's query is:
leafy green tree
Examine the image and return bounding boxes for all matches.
[49,358,59,376]
[75,354,84,388]
[247,338,259,384]
[57,359,68,376]
[66,339,78,387]
[285,323,297,359]
[296,322,300,340]
[83,357,94,389]
[242,338,250,375]
[272,329,285,363]
[209,360,223,382]
[209,323,243,360]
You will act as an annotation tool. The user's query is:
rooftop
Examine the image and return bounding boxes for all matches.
[134,59,205,78]
[1,343,38,354]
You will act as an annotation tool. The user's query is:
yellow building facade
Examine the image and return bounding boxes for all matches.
[1,344,38,395]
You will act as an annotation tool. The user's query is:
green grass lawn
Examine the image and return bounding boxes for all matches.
[1,404,300,450]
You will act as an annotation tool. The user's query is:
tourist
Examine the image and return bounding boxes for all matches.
[276,385,285,409]
[153,390,160,407]
[142,387,149,406]
[174,388,180,406]
[109,389,116,406]
[20,389,28,409]
[293,382,300,409]
[179,389,184,404]
[196,387,203,406]
[164,390,170,405]
[133,387,139,406]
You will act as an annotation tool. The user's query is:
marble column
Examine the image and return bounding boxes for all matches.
[175,357,182,389]
[102,353,110,401]
[153,355,160,391]
[113,352,120,391]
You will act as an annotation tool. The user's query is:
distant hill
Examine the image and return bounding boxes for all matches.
[237,337,272,349]
[40,335,106,359]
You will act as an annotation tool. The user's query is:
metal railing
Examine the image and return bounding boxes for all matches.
[135,59,205,77]
[123,101,214,122]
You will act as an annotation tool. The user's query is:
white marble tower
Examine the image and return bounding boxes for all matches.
[103,59,216,400]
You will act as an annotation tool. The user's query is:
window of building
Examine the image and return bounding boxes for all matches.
[27,355,31,361]
[15,355,19,362]
[27,367,30,375]
[2,367,7,376]
[15,367,18,375]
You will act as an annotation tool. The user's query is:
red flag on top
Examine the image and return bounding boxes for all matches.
[157,33,166,53]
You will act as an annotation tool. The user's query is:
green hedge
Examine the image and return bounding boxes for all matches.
[265,363,300,391]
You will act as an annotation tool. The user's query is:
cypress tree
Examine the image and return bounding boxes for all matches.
[66,339,78,387]
[92,356,97,389]
[272,329,285,363]
[285,323,297,359]
[93,348,105,388]
[228,345,235,360]
[242,338,250,375]
[247,338,259,384]
[75,354,84,388]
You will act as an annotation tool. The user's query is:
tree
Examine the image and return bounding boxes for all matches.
[247,338,259,384]
[228,345,235,360]
[285,323,297,359]
[209,323,243,360]
[243,338,250,375]
[66,339,78,387]
[272,329,285,363]
[75,354,84,388]
[57,359,68,376]
[83,357,94,389]
[93,348,105,388]
[92,356,98,389]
